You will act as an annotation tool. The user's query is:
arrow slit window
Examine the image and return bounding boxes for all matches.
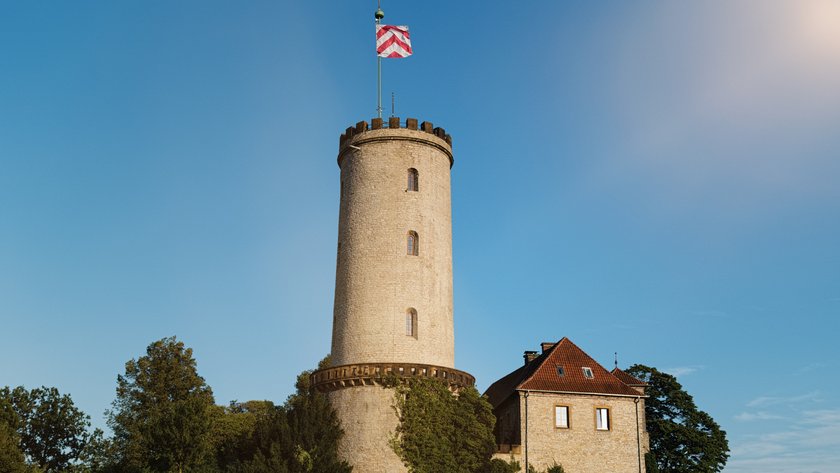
[408,168,419,192]
[406,308,417,338]
[407,231,419,256]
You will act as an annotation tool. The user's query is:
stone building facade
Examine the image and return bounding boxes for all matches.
[486,338,649,473]
[311,118,474,473]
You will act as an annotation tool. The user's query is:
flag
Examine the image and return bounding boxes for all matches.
[376,25,412,58]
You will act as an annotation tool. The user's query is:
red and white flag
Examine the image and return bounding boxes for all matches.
[376,25,412,58]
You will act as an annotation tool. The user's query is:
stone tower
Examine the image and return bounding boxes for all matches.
[312,117,474,473]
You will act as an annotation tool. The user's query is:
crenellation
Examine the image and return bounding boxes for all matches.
[339,118,450,147]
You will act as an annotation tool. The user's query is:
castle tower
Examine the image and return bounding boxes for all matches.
[312,118,474,473]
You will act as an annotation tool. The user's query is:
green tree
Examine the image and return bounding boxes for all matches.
[107,336,216,473]
[645,452,660,473]
[76,428,119,473]
[626,365,729,473]
[0,386,92,472]
[391,378,496,473]
[212,400,290,473]
[210,356,349,473]
[284,356,351,473]
[480,458,520,473]
[544,462,565,473]
[0,401,31,473]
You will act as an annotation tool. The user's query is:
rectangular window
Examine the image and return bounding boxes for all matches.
[596,407,610,431]
[582,367,594,379]
[554,405,569,429]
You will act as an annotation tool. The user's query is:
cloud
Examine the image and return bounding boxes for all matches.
[664,366,703,377]
[734,411,785,422]
[727,408,840,473]
[797,362,828,374]
[746,391,822,408]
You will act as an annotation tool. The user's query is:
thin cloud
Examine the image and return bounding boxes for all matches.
[734,411,785,422]
[664,366,703,377]
[747,391,822,408]
[798,362,828,374]
[727,408,840,473]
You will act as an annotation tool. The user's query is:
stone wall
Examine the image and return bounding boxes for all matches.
[331,122,455,368]
[326,120,464,473]
[504,391,649,473]
[329,385,404,473]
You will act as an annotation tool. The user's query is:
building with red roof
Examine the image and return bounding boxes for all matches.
[484,337,650,472]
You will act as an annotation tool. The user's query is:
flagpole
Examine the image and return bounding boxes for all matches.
[375,4,384,118]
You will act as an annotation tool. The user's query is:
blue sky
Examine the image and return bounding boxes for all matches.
[1,1,838,471]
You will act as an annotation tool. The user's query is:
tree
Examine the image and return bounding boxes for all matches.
[390,378,496,473]
[283,356,351,473]
[0,396,30,473]
[210,356,349,473]
[107,336,216,473]
[626,365,729,473]
[0,386,92,472]
[480,459,520,473]
[211,400,291,473]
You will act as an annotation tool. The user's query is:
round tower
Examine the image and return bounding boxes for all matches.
[312,117,474,473]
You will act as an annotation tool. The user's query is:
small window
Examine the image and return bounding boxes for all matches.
[582,367,594,379]
[405,308,417,338]
[596,407,610,431]
[555,405,570,429]
[407,231,419,256]
[556,366,565,377]
[407,168,419,192]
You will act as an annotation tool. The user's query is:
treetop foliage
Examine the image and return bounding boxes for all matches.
[101,338,348,473]
[107,336,216,473]
[626,364,729,473]
[1,385,92,472]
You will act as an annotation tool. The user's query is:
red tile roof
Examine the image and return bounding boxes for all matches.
[611,367,648,387]
[484,338,643,408]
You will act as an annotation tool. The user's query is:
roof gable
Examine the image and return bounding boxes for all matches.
[484,338,643,407]
[516,338,641,397]
[611,367,648,387]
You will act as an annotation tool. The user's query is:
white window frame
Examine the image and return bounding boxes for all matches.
[554,405,570,429]
[595,407,610,431]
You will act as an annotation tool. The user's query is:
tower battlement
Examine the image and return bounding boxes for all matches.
[339,117,453,148]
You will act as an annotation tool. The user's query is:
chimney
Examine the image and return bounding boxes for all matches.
[541,342,556,353]
[523,351,538,365]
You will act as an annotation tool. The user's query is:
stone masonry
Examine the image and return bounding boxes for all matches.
[313,119,473,473]
[494,392,649,473]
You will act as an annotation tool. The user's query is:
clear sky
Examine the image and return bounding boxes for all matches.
[1,1,838,472]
